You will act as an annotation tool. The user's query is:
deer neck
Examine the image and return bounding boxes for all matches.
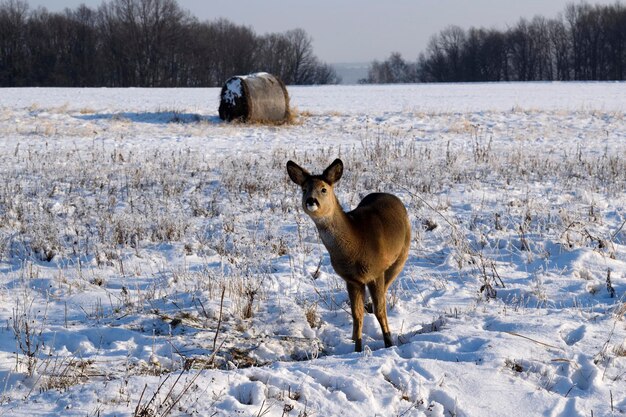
[312,201,359,259]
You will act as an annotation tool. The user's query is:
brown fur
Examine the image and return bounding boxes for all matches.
[287,158,411,352]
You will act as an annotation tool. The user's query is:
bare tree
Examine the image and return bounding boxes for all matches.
[419,26,467,82]
[461,28,507,81]
[0,0,29,86]
[366,2,626,83]
[283,28,317,84]
[598,3,626,80]
[0,0,339,87]
[365,52,417,83]
[256,28,338,85]
[256,32,294,79]
[311,61,340,84]
[548,17,570,80]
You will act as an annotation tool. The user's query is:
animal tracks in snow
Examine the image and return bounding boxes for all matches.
[559,325,586,346]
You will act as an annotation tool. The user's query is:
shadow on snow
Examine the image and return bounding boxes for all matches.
[75,111,222,125]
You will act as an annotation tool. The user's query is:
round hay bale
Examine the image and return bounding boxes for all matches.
[218,72,290,123]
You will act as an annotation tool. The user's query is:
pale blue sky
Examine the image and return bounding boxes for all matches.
[30,0,616,63]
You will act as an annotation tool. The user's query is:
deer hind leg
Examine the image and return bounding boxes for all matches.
[346,281,365,352]
[368,276,393,348]
[364,291,373,314]
[384,245,409,292]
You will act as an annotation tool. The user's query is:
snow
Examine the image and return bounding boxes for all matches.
[0,82,624,416]
[223,78,243,105]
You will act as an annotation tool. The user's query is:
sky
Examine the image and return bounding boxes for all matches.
[29,0,617,64]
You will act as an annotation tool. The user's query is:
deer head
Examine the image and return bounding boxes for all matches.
[286,158,343,219]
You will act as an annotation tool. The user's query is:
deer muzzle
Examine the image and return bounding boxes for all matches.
[305,197,319,212]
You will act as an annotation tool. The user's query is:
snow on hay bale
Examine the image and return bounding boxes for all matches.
[218,72,290,123]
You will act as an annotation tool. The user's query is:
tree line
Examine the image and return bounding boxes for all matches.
[0,0,339,87]
[365,2,626,83]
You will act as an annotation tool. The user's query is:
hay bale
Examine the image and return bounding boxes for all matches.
[218,72,290,123]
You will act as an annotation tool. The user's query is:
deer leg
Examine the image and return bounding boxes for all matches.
[347,281,365,352]
[368,276,393,348]
[384,246,409,291]
[364,290,373,314]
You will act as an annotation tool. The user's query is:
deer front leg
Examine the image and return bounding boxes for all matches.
[346,281,365,352]
[368,276,393,348]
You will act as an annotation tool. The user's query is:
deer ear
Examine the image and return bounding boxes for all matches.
[323,159,343,185]
[286,160,310,186]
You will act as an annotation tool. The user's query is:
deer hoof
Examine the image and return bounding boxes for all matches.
[383,332,393,348]
[354,338,363,352]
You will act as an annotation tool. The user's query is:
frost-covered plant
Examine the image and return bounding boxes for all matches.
[10,295,47,376]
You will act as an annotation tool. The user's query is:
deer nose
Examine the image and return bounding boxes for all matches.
[305,197,319,212]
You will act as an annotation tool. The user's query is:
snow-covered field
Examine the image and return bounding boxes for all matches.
[0,82,625,416]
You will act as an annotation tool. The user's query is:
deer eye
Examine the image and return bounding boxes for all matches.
[321,188,327,194]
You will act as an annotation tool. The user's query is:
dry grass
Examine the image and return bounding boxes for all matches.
[225,106,300,126]
[304,302,321,329]
[613,342,626,357]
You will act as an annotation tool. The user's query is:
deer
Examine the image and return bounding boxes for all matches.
[286,158,411,352]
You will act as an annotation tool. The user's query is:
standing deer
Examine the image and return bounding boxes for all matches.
[286,158,411,352]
